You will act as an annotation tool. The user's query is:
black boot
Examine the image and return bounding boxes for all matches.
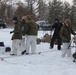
[58,46,61,50]
[21,50,26,55]
[25,53,29,55]
[73,60,75,62]
[10,54,17,56]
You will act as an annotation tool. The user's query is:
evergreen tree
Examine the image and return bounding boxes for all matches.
[72,0,76,25]
[36,0,48,20]
[70,5,75,27]
[25,0,36,15]
[63,1,71,21]
[48,0,63,24]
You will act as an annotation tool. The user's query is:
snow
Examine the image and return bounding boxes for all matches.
[0,28,76,75]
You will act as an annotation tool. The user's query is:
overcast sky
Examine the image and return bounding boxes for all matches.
[62,0,72,3]
[21,0,73,4]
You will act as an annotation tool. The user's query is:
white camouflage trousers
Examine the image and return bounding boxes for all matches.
[21,36,26,51]
[25,35,37,54]
[62,43,72,57]
[11,39,22,55]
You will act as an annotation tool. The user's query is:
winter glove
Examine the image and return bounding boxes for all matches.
[22,36,25,38]
[10,31,13,34]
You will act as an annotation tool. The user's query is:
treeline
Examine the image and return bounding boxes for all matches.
[0,0,76,28]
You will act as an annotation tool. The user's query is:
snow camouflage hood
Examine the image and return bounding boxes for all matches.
[26,15,32,21]
[65,19,70,25]
[21,16,26,22]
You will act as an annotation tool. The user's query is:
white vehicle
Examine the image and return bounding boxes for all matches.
[36,20,52,30]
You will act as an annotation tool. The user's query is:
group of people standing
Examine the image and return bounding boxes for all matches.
[10,15,38,56]
[10,15,76,58]
[50,19,76,57]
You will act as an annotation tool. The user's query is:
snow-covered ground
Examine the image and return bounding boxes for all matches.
[0,28,76,75]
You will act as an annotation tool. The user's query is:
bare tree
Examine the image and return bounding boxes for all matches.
[25,0,36,15]
[36,0,48,20]
[0,2,7,19]
[14,2,31,20]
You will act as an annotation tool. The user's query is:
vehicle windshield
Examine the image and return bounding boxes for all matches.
[0,20,5,24]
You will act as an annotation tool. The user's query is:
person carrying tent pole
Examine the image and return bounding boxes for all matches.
[60,19,76,57]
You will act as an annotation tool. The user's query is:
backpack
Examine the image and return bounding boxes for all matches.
[5,47,11,52]
[0,42,4,46]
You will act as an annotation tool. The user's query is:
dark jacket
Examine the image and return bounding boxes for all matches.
[60,23,76,42]
[24,20,38,36]
[11,22,22,40]
[51,21,63,37]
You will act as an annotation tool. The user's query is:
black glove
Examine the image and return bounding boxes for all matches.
[10,31,13,34]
